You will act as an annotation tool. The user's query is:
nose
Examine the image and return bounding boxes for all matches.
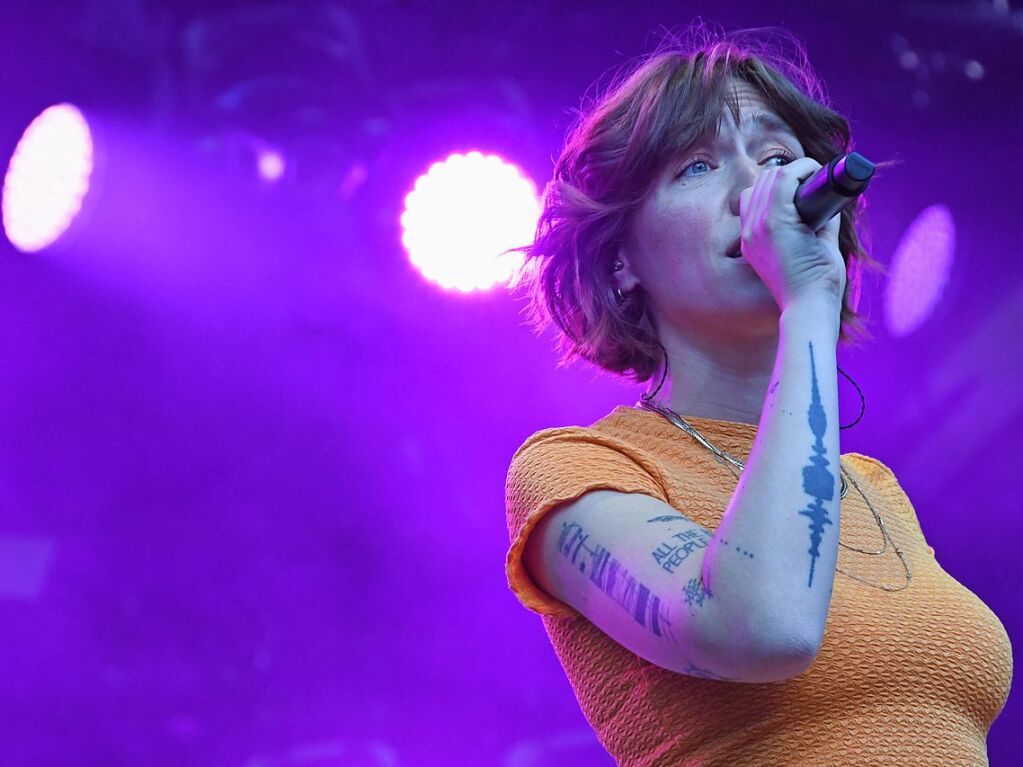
[728,156,763,217]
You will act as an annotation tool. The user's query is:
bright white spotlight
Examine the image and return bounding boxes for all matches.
[884,204,956,337]
[2,104,94,253]
[400,151,538,293]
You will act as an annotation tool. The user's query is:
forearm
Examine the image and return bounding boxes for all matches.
[700,294,842,661]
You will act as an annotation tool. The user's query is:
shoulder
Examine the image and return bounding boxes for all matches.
[509,425,594,463]
[842,452,897,475]
[507,423,650,472]
[505,415,671,505]
[841,452,933,554]
[508,406,649,464]
[841,452,917,517]
[508,423,660,479]
[841,452,908,498]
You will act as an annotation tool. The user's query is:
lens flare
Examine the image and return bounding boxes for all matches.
[884,204,956,337]
[257,149,286,182]
[2,104,94,253]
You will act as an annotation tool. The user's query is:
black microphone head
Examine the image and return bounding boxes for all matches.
[840,152,875,183]
[830,152,874,194]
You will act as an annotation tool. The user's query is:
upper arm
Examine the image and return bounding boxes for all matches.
[522,489,816,683]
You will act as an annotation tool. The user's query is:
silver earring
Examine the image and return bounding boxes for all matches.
[612,260,627,304]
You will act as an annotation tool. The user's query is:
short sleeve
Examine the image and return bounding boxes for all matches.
[504,428,670,617]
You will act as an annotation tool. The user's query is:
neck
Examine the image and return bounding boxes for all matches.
[643,325,778,427]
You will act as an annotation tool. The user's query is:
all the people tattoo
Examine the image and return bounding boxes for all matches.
[556,520,677,642]
[651,529,713,574]
[798,341,836,588]
[648,515,756,564]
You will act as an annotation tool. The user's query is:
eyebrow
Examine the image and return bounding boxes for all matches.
[712,111,798,143]
[746,112,796,135]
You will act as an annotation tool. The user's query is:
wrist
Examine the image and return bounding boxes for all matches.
[779,293,841,342]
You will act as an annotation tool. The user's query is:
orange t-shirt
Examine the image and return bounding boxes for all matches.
[504,405,1013,766]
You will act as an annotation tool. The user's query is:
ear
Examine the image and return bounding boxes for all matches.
[612,244,642,292]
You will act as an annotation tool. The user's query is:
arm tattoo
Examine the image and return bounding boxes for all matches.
[682,576,713,610]
[648,517,755,564]
[557,521,676,642]
[557,524,738,679]
[651,529,713,573]
[798,341,836,588]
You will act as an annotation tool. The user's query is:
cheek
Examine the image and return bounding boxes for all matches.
[672,201,715,252]
[638,198,716,278]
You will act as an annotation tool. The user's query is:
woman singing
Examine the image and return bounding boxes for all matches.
[503,28,1012,766]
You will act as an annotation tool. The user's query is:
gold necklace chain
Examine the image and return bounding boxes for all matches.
[636,398,912,592]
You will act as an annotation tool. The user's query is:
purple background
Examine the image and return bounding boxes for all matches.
[0,1,1018,764]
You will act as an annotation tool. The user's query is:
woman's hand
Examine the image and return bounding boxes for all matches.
[738,158,847,313]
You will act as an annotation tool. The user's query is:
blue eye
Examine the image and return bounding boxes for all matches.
[764,152,795,166]
[675,150,796,180]
[676,158,712,179]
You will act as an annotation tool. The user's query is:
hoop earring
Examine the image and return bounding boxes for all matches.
[640,342,670,402]
[837,365,865,430]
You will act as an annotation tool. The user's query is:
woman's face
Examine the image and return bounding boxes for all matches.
[615,81,807,340]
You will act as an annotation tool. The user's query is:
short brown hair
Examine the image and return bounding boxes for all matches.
[511,26,885,383]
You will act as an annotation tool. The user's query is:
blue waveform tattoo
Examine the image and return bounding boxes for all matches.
[797,341,836,588]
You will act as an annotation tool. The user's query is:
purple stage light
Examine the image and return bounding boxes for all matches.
[884,203,956,337]
[2,104,94,253]
[400,151,537,293]
[256,148,286,182]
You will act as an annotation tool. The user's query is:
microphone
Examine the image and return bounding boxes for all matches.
[794,151,875,232]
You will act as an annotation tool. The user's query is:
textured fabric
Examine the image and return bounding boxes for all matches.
[504,404,1013,767]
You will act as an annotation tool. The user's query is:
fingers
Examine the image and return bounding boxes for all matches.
[773,158,823,201]
[771,157,823,216]
[745,166,777,237]
[740,157,824,231]
[780,156,824,184]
